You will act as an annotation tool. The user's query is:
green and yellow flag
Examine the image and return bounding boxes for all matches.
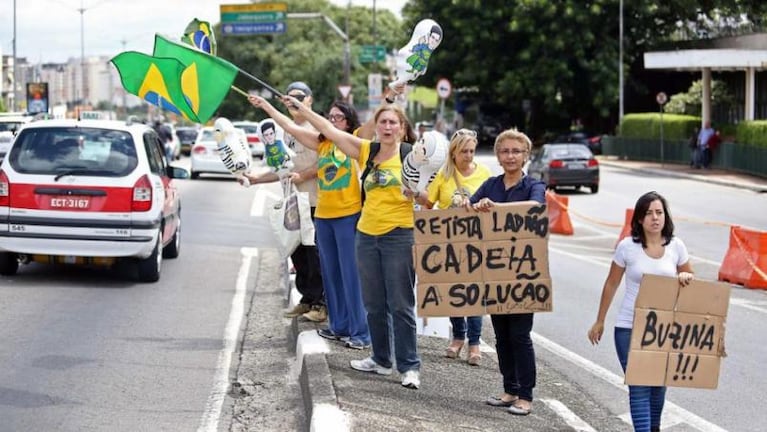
[153,34,238,124]
[181,18,216,56]
[111,52,200,122]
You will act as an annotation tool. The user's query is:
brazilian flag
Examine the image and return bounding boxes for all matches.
[153,34,238,124]
[111,52,200,122]
[181,18,216,56]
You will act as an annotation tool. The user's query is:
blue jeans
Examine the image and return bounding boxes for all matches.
[315,214,369,344]
[615,327,666,432]
[450,316,483,345]
[356,228,420,373]
[490,313,536,401]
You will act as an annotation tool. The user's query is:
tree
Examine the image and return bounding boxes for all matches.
[215,0,403,121]
[400,0,767,138]
[664,79,735,116]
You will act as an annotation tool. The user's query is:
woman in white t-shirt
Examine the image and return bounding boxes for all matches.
[587,191,694,432]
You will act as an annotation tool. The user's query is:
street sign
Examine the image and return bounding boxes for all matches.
[220,3,287,35]
[359,45,386,63]
[338,85,352,99]
[436,78,452,99]
[220,3,287,13]
[221,22,286,36]
[656,91,668,105]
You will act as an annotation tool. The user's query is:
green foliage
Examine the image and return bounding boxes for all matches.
[620,113,700,140]
[736,120,767,147]
[664,79,735,115]
[0,98,6,112]
[215,0,403,121]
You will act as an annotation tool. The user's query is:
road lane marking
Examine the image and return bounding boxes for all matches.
[197,247,258,432]
[531,332,727,432]
[539,399,598,432]
[730,298,767,315]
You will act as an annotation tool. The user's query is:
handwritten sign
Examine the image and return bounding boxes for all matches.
[413,203,552,316]
[626,275,730,389]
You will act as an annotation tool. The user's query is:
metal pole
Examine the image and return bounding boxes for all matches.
[619,0,624,125]
[12,0,17,112]
[344,0,351,86]
[659,105,664,167]
[79,0,85,109]
[372,0,377,45]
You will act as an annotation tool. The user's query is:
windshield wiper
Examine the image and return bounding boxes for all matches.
[54,169,113,181]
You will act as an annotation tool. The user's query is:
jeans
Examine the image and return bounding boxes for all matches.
[356,228,420,373]
[490,313,536,401]
[615,327,666,432]
[450,316,483,345]
[292,207,324,306]
[315,214,369,344]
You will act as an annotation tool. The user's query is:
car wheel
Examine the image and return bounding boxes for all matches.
[137,235,162,283]
[590,184,599,194]
[0,252,19,276]
[191,171,199,179]
[163,214,181,259]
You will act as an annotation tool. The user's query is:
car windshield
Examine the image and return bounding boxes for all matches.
[176,128,197,142]
[235,124,259,134]
[549,145,592,159]
[0,121,24,133]
[8,127,138,176]
[199,129,217,141]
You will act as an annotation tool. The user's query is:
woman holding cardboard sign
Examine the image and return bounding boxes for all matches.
[465,128,545,415]
[588,191,694,432]
[415,128,491,365]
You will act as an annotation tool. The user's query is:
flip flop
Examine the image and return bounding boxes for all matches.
[485,396,518,407]
[507,403,532,416]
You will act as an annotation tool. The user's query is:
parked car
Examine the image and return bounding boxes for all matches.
[0,118,189,282]
[0,112,33,136]
[232,121,264,159]
[554,131,603,155]
[527,143,600,194]
[175,126,198,155]
[190,126,248,179]
[0,131,13,160]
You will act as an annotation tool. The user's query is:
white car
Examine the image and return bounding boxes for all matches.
[232,121,265,159]
[190,126,248,179]
[0,131,13,160]
[0,118,189,282]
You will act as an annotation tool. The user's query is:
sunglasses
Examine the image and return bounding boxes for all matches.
[451,129,477,140]
[328,114,346,122]
[288,93,307,101]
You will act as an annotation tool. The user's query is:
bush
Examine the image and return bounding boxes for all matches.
[736,121,767,147]
[620,113,700,140]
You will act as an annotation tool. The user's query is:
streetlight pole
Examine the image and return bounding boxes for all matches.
[78,0,86,111]
[619,0,624,125]
[12,0,18,112]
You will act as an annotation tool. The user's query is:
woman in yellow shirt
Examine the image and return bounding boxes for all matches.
[415,129,491,365]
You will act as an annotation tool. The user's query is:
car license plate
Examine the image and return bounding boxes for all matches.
[50,197,91,209]
[567,162,586,169]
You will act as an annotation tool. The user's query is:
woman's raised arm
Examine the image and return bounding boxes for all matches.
[248,95,321,151]
[283,95,363,159]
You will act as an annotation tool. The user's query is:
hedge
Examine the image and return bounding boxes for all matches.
[619,113,700,141]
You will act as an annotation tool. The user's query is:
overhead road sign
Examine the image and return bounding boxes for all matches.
[220,3,287,13]
[222,22,286,35]
[359,45,386,63]
[221,12,286,23]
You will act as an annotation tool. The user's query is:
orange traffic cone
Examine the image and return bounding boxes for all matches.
[615,209,634,248]
[546,191,574,235]
[718,225,767,290]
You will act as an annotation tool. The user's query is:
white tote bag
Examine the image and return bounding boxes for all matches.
[268,179,314,258]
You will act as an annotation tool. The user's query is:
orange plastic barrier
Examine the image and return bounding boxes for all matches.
[615,209,634,248]
[545,191,574,235]
[718,225,767,290]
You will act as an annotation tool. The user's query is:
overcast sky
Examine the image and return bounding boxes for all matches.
[0,0,406,64]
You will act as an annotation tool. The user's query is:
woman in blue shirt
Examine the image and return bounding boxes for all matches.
[468,128,545,415]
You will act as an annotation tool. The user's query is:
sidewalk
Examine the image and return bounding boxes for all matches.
[598,157,767,193]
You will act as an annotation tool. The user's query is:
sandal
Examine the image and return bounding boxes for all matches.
[507,401,532,416]
[467,345,481,366]
[486,395,518,407]
[445,340,465,359]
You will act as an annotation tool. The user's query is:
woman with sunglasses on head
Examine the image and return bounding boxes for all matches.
[247,94,372,351]
[588,191,693,432]
[283,92,423,390]
[466,128,545,416]
[414,128,491,365]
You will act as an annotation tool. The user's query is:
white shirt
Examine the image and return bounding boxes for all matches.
[613,236,690,329]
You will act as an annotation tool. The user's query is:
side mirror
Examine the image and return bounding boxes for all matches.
[167,165,190,179]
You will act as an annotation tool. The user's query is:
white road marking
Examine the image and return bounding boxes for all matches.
[197,247,259,432]
[531,332,727,432]
[311,403,349,432]
[539,398,598,432]
[550,246,612,268]
[730,298,767,315]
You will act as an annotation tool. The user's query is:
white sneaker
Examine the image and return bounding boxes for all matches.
[350,357,392,376]
[401,370,420,389]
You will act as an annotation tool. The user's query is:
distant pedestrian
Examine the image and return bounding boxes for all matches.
[470,128,545,416]
[705,130,721,169]
[687,127,699,167]
[695,121,714,169]
[588,191,694,432]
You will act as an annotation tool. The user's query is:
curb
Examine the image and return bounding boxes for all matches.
[285,279,348,432]
[599,160,767,193]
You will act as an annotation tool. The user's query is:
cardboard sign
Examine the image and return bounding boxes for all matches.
[413,203,552,317]
[625,274,730,389]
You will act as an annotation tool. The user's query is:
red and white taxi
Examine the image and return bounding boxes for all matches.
[0,118,189,282]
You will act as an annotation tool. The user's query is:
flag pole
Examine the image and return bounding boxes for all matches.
[230,85,249,98]
[237,69,284,97]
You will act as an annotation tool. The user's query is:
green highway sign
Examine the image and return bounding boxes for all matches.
[221,11,286,22]
[359,45,386,63]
